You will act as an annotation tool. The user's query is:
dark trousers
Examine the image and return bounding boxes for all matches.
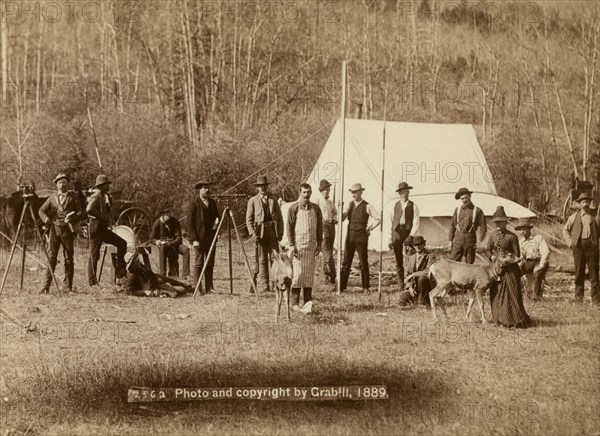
[253,227,279,291]
[392,229,410,288]
[291,287,312,306]
[572,239,599,303]
[88,223,127,286]
[322,236,336,283]
[521,260,548,299]
[411,275,432,306]
[158,244,190,277]
[450,232,477,264]
[194,237,216,291]
[42,225,75,291]
[340,232,369,290]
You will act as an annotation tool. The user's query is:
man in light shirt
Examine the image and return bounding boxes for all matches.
[563,193,599,305]
[339,183,380,294]
[388,181,420,292]
[316,179,338,285]
[515,219,550,301]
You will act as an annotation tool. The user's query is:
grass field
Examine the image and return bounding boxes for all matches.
[0,241,599,435]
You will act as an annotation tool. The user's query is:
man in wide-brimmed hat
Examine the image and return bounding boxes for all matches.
[187,180,220,293]
[516,219,550,301]
[151,201,190,279]
[38,173,83,294]
[401,235,436,306]
[86,174,127,286]
[563,192,599,305]
[339,183,380,294]
[388,181,421,293]
[448,187,487,264]
[246,175,284,292]
[315,179,338,285]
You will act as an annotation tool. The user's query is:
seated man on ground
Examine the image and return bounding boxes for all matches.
[120,252,192,298]
[150,202,190,278]
[398,236,436,306]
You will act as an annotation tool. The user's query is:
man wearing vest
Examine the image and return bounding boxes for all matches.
[340,183,381,294]
[448,187,487,264]
[187,181,220,293]
[38,173,83,294]
[315,179,338,284]
[246,175,284,293]
[563,193,600,305]
[388,181,420,291]
[87,174,127,286]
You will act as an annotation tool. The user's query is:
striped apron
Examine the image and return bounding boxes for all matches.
[292,207,318,288]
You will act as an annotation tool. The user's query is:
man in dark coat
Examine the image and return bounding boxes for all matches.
[245,175,284,292]
[563,193,599,305]
[150,202,190,278]
[187,181,220,293]
[38,173,83,293]
[448,187,487,264]
[86,175,127,286]
[401,236,436,306]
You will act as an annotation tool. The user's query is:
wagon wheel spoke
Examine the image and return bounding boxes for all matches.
[117,209,152,244]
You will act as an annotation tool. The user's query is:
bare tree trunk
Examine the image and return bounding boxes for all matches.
[1,15,8,110]
[35,21,43,113]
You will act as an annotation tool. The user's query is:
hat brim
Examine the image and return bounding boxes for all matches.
[349,188,365,192]
[254,182,269,186]
[514,224,533,230]
[455,191,473,200]
[95,181,111,187]
[195,182,213,189]
[413,240,426,245]
[576,196,593,202]
[54,176,69,183]
[396,186,413,192]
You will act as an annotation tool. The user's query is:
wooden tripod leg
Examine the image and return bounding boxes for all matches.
[276,288,282,322]
[19,225,26,292]
[28,206,62,296]
[0,205,28,295]
[97,245,107,282]
[192,210,228,299]
[229,210,259,300]
[285,288,290,322]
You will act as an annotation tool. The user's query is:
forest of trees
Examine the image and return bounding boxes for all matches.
[0,0,598,217]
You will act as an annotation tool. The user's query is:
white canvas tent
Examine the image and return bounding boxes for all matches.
[305,119,536,250]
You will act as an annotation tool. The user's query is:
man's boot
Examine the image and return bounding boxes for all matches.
[396,272,404,292]
[574,285,584,303]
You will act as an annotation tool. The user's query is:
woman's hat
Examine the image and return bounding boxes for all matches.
[454,187,473,200]
[349,183,365,192]
[492,206,509,222]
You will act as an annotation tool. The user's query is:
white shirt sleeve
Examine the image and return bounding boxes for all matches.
[366,204,381,231]
[538,235,550,266]
[410,202,420,236]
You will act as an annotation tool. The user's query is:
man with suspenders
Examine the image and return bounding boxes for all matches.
[448,187,487,264]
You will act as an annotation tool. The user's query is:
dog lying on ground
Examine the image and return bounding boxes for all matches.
[428,253,519,324]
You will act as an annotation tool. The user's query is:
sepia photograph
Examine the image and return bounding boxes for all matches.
[0,0,598,435]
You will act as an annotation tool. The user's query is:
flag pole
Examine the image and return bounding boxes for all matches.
[336,61,347,295]
[378,68,390,302]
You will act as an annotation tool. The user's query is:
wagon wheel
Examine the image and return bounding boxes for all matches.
[116,207,152,243]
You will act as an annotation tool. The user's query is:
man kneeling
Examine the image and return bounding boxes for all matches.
[120,252,192,298]
[398,236,436,306]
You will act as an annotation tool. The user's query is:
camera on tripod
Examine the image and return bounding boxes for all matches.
[20,182,36,198]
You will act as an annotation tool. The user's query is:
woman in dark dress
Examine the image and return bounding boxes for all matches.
[487,206,531,328]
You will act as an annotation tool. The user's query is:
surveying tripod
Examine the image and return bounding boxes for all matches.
[0,191,61,295]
